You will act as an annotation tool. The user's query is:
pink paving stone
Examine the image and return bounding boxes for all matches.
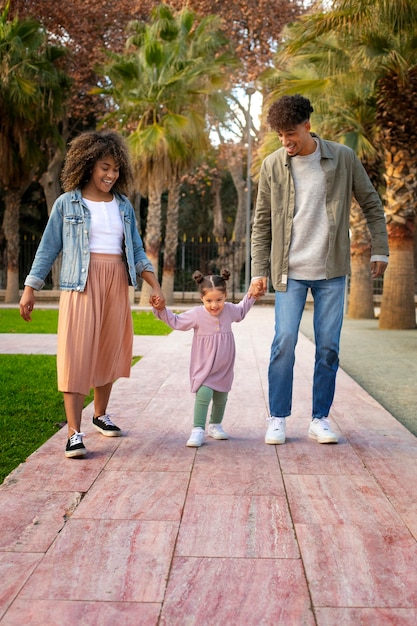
[349,432,417,452]
[160,556,315,626]
[315,607,417,626]
[350,454,417,539]
[0,553,42,619]
[217,399,270,429]
[1,450,109,493]
[2,307,417,623]
[296,523,417,608]
[71,470,189,521]
[176,494,299,559]
[188,449,285,496]
[17,519,178,603]
[276,435,369,476]
[0,491,82,552]
[1,600,161,626]
[1,426,125,494]
[195,430,276,457]
[284,474,404,527]
[104,433,195,472]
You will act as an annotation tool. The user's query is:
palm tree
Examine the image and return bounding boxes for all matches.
[268,0,417,329]
[0,1,69,302]
[257,29,382,316]
[96,3,237,304]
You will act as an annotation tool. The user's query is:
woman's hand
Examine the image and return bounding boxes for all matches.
[19,286,35,322]
[150,288,166,311]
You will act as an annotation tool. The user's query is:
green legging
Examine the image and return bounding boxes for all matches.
[194,385,228,429]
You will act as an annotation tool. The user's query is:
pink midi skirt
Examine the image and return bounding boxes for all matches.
[57,253,133,395]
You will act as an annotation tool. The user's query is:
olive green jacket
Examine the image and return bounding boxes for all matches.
[251,134,389,291]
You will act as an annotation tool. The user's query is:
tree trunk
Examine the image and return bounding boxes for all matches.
[39,147,65,289]
[3,189,23,303]
[2,158,34,300]
[212,176,225,241]
[379,232,416,329]
[348,250,374,319]
[139,186,162,306]
[212,177,231,273]
[414,214,417,293]
[225,144,246,289]
[161,179,180,305]
[378,143,417,328]
[348,199,374,318]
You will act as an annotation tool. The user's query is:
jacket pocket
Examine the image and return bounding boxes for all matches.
[64,215,84,225]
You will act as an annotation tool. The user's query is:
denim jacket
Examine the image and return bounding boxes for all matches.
[251,134,389,291]
[24,189,154,291]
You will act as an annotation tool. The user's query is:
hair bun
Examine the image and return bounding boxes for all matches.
[192,270,204,284]
[220,268,231,281]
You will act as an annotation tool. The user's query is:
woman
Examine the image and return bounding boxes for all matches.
[20,130,165,458]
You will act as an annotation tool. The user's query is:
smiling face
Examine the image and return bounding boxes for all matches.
[83,154,120,201]
[277,120,317,157]
[201,288,227,316]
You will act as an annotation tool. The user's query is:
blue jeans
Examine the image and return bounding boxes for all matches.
[268,277,345,419]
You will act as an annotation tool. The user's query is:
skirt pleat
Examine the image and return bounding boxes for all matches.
[57,253,133,395]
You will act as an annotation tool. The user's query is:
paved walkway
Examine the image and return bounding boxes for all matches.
[1,305,417,625]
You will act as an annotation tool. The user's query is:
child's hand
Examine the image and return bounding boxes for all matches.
[151,293,165,311]
[248,278,266,299]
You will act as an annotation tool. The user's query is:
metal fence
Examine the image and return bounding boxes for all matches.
[17,234,387,297]
[17,235,249,294]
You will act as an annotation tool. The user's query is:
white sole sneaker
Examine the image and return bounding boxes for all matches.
[265,418,286,444]
[308,418,338,444]
[208,424,229,440]
[186,427,205,447]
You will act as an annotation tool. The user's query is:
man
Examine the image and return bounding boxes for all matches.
[251,94,388,445]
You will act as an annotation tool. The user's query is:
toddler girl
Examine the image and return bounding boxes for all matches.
[153,269,261,446]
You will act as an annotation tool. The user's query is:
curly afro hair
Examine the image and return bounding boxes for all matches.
[267,95,314,132]
[61,130,134,195]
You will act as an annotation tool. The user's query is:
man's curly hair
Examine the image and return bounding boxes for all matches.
[267,95,314,132]
[61,130,134,195]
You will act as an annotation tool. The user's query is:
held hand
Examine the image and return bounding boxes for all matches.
[371,261,388,279]
[150,288,166,311]
[19,287,35,322]
[248,284,262,299]
[248,277,267,299]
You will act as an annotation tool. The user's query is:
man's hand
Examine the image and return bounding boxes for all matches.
[371,261,388,279]
[249,277,267,299]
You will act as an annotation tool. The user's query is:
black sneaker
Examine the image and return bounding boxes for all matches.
[92,414,122,437]
[65,431,87,458]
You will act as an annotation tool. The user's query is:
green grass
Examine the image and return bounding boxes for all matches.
[0,355,94,484]
[0,308,170,484]
[0,308,171,335]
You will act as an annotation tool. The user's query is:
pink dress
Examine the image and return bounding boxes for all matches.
[154,295,255,393]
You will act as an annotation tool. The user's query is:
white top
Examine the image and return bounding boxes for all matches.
[83,196,124,254]
[288,139,328,280]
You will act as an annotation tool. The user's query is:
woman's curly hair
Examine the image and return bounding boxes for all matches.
[267,94,314,132]
[61,130,134,194]
[192,269,231,296]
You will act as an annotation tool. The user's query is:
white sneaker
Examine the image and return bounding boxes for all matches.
[208,423,229,440]
[308,418,338,444]
[186,427,205,447]
[265,417,286,445]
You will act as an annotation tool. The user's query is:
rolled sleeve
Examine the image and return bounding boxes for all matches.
[24,275,45,290]
[136,257,155,276]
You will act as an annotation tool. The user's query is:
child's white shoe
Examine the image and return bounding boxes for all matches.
[186,427,205,447]
[208,423,229,440]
